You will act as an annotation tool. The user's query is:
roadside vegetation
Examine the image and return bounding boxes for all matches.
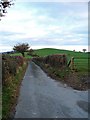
[2,54,28,119]
[33,48,89,90]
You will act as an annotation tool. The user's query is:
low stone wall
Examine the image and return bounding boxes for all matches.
[32,54,67,68]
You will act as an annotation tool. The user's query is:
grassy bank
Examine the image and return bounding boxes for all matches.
[2,61,28,119]
[33,59,88,90]
[32,48,89,90]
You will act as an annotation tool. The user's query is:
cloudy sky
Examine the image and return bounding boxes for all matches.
[0,0,88,52]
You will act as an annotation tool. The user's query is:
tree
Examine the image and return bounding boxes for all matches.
[0,0,14,20]
[13,43,30,57]
[82,49,87,53]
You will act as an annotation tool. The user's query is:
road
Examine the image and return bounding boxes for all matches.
[14,61,88,118]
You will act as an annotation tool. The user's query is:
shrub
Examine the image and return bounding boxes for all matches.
[2,54,25,85]
[33,54,67,68]
[15,56,24,66]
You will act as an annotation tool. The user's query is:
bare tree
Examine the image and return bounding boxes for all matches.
[13,43,30,57]
[0,0,14,20]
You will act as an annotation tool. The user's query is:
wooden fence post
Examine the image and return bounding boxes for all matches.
[68,57,74,70]
[71,57,74,70]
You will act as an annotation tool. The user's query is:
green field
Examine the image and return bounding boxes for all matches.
[34,48,88,58]
[10,52,32,59]
[35,48,88,74]
[10,48,89,74]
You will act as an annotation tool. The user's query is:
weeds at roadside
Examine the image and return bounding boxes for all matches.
[2,61,28,119]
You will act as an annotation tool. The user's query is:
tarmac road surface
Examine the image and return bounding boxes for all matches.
[14,61,88,118]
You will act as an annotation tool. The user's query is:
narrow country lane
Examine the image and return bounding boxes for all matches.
[14,61,88,118]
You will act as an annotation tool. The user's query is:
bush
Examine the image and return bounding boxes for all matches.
[15,56,24,66]
[32,54,67,68]
[2,54,25,85]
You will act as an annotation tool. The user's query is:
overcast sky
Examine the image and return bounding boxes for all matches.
[0,0,88,52]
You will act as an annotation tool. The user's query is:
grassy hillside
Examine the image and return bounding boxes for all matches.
[34,48,88,75]
[34,48,88,58]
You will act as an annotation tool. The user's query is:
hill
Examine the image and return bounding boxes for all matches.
[34,48,88,59]
[35,48,88,72]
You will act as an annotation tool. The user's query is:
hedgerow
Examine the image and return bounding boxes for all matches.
[2,54,25,85]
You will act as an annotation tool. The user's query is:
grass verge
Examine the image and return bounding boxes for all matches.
[33,60,88,91]
[2,61,28,119]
